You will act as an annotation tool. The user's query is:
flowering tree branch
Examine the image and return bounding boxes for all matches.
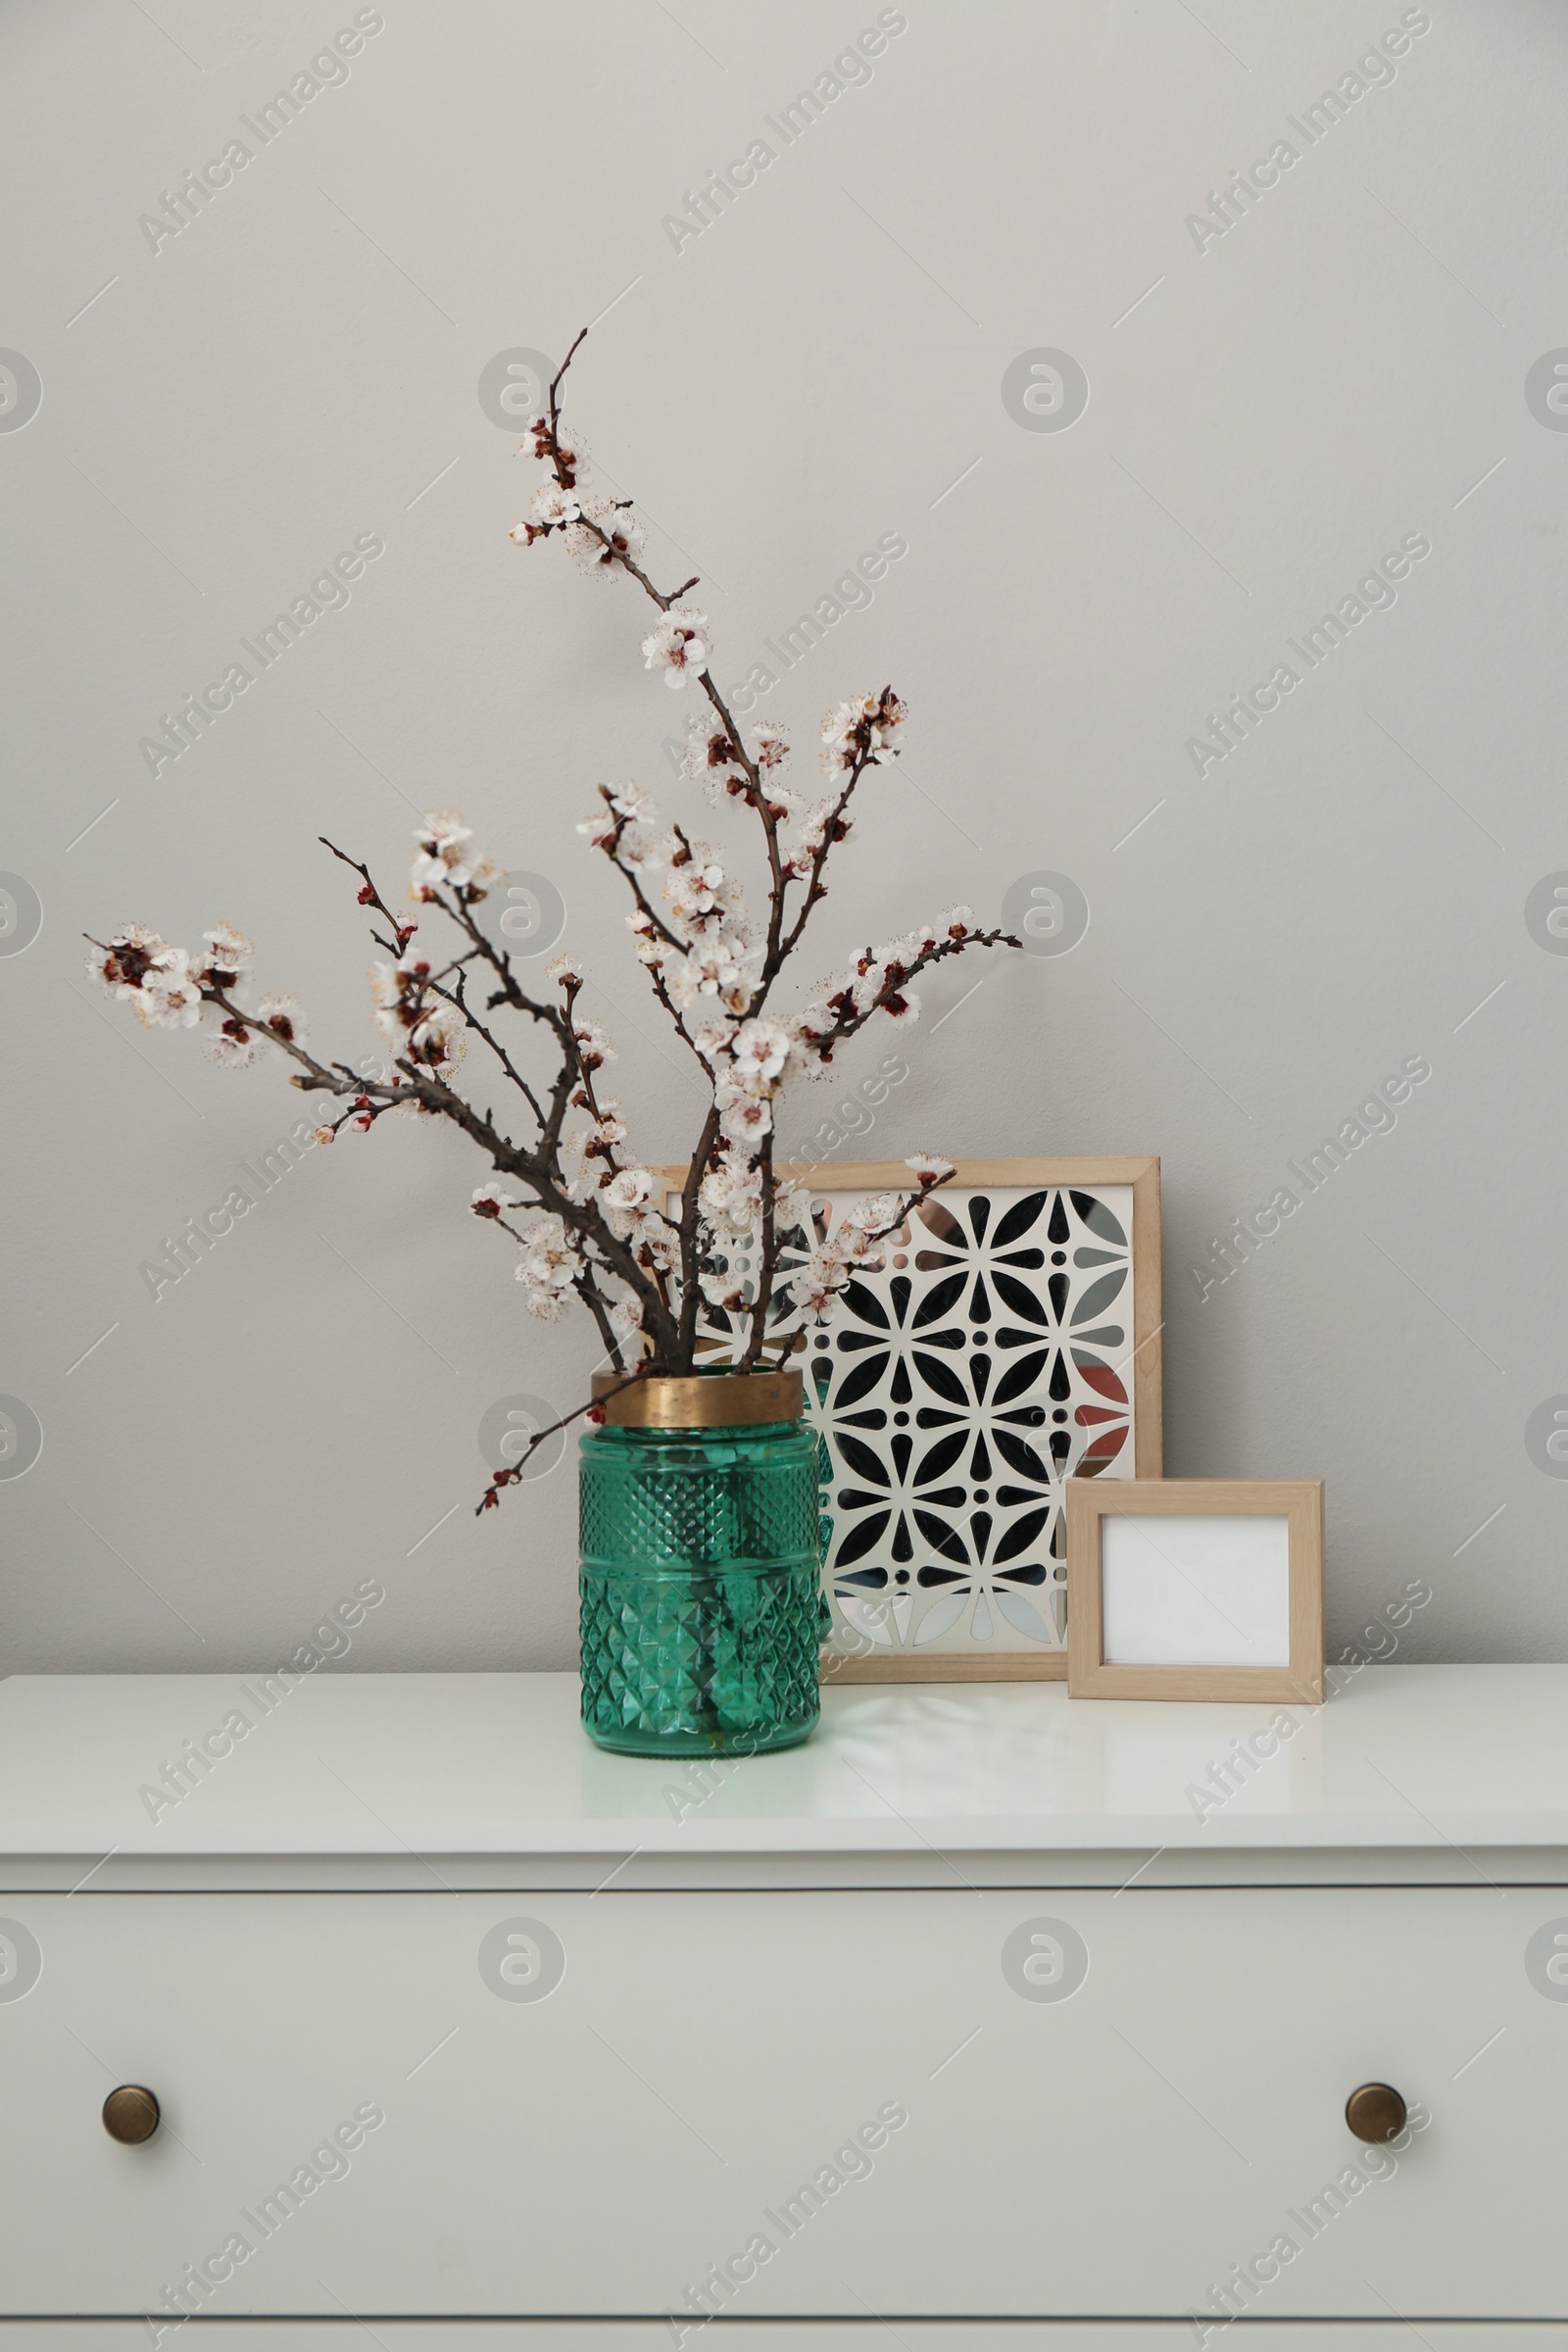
[91,326,1023,1509]
[475,1371,643,1514]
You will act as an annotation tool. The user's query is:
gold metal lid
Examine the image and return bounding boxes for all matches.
[591,1369,804,1428]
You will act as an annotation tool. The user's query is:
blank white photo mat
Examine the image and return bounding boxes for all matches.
[1099,1512,1292,1666]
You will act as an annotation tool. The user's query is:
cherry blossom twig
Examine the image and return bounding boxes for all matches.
[475,1372,642,1514]
[92,326,1028,1515]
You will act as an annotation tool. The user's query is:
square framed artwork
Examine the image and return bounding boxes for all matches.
[1065,1478,1324,1704]
[670,1156,1162,1681]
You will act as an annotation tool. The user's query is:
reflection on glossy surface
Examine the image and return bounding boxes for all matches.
[4,1668,1565,1860]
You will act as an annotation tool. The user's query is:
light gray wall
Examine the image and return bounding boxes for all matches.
[3,0,1562,1675]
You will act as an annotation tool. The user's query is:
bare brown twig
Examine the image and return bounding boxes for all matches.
[475,1373,641,1514]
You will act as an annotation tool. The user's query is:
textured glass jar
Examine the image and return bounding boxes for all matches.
[578,1371,825,1757]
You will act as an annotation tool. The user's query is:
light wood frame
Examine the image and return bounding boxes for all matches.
[1065,1478,1324,1704]
[660,1156,1161,1684]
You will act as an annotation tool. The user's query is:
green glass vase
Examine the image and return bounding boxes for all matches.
[578,1371,825,1757]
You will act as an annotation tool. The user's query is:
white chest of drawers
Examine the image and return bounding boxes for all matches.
[2,1664,1567,2349]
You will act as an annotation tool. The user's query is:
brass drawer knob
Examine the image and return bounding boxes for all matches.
[102,2085,160,2144]
[1346,2082,1406,2143]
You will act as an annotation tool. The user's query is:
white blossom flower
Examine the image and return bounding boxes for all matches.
[784,1194,900,1317]
[662,940,704,992]
[627,911,662,966]
[608,1295,646,1346]
[256,990,305,1047]
[201,922,251,978]
[664,932,758,1015]
[700,1269,747,1310]
[699,1158,763,1236]
[531,482,580,528]
[566,495,647,575]
[88,925,170,1000]
[830,1227,879,1268]
[682,713,746,794]
[874,934,918,969]
[471,1181,519,1219]
[638,1218,680,1272]
[665,857,727,930]
[516,1232,580,1326]
[750,721,789,770]
[839,1193,899,1248]
[368,946,434,1045]
[514,1212,581,1320]
[720,1095,771,1150]
[577,807,618,850]
[546,953,582,985]
[408,1008,466,1077]
[785,1248,844,1319]
[602,1166,659,1218]
[641,607,710,688]
[906,1153,955,1182]
[136,948,204,1030]
[601,1167,676,1256]
[830,946,921,1027]
[553,430,590,486]
[411,810,495,899]
[609,783,657,822]
[205,1021,258,1069]
[791,997,838,1045]
[517,1281,569,1324]
[820,687,906,776]
[614,824,665,873]
[572,1019,615,1072]
[773,1178,808,1234]
[514,414,588,474]
[516,1211,576,1268]
[939,904,973,937]
[785,796,844,875]
[509,466,588,545]
[820,699,863,762]
[685,1010,738,1064]
[729,1016,793,1090]
[564,1160,609,1205]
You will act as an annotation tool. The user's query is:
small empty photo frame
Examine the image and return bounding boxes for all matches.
[1065,1479,1324,1703]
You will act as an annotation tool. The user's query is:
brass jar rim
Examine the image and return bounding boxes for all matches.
[591,1368,804,1428]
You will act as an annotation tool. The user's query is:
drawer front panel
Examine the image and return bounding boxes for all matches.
[1,1888,1564,2318]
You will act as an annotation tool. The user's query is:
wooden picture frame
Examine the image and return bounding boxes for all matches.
[662,1156,1161,1683]
[1065,1478,1324,1703]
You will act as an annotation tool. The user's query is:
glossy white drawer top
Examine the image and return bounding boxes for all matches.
[2,1667,1568,1888]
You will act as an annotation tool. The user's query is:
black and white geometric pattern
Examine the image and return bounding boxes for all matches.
[698,1182,1139,1662]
